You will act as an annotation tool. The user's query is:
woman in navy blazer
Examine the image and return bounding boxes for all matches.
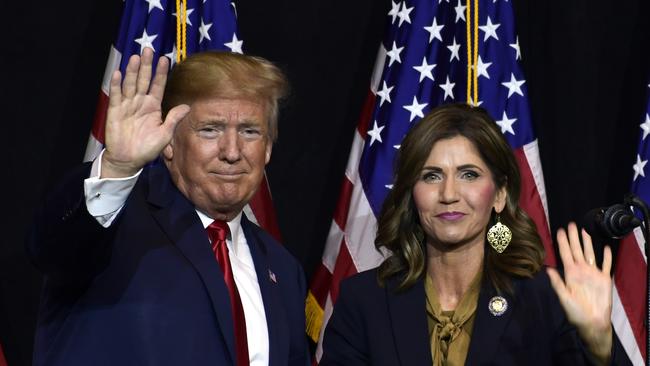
[321,104,630,365]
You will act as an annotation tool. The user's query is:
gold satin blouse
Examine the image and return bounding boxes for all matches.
[424,271,482,366]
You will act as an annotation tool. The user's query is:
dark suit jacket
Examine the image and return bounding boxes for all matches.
[27,162,309,366]
[321,268,631,366]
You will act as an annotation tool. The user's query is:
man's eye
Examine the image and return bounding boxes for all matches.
[241,128,261,137]
[198,127,220,137]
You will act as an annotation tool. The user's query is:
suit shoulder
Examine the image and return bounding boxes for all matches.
[514,268,554,294]
[338,268,385,301]
[244,219,302,267]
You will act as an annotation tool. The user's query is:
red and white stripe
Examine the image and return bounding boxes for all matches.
[84,46,282,240]
[612,228,646,365]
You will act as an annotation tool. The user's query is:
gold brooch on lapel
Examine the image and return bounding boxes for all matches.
[488,296,508,316]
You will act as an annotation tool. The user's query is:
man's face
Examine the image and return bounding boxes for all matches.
[163,98,271,221]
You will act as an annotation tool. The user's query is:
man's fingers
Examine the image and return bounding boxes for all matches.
[109,70,122,107]
[567,222,586,265]
[149,56,170,101]
[135,48,154,95]
[556,227,575,270]
[122,54,141,98]
[162,104,190,136]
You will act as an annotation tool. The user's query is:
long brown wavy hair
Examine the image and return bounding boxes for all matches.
[376,103,545,293]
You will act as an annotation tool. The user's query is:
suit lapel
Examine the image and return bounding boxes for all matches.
[241,216,289,366]
[465,278,516,366]
[385,277,433,366]
[146,164,237,365]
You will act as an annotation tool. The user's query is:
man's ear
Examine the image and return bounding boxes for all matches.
[163,142,174,161]
[265,142,272,165]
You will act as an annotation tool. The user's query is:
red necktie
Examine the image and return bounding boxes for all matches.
[207,220,249,366]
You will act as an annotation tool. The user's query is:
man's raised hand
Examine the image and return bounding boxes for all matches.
[101,48,190,178]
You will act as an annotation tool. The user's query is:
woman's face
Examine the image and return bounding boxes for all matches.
[412,135,506,250]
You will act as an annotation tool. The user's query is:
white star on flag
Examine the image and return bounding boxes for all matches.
[172,8,195,26]
[424,18,444,43]
[501,73,525,98]
[397,2,414,27]
[439,76,455,101]
[510,36,521,60]
[475,55,492,79]
[447,37,461,61]
[403,96,428,122]
[386,41,404,66]
[388,1,401,24]
[165,45,177,67]
[376,81,394,106]
[633,154,648,181]
[145,0,163,13]
[454,0,466,23]
[367,121,385,146]
[134,30,158,53]
[225,33,243,53]
[640,114,650,140]
[198,18,213,43]
[479,16,501,41]
[496,111,517,135]
[413,57,436,82]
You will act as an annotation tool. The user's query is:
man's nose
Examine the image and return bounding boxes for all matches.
[218,129,242,163]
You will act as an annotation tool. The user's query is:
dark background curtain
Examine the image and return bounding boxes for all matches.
[1,0,648,364]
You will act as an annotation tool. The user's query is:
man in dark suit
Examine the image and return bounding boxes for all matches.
[27,48,309,366]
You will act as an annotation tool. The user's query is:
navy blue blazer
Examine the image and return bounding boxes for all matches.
[321,268,631,366]
[27,162,309,366]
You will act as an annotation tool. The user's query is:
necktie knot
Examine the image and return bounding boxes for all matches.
[207,220,230,244]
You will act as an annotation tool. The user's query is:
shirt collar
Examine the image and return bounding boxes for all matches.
[196,210,244,256]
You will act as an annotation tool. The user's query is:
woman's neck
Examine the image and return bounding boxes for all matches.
[426,239,484,311]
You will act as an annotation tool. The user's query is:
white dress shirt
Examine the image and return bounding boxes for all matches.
[84,150,270,365]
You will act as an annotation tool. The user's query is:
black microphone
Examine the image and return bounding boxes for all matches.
[583,204,642,239]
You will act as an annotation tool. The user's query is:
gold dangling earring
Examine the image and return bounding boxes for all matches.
[487,213,512,253]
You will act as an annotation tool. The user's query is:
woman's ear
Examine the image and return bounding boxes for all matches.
[494,186,507,214]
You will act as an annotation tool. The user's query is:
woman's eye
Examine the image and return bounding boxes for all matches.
[422,172,441,182]
[460,170,479,180]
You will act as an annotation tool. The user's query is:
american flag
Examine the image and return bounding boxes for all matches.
[82,0,281,239]
[306,0,555,359]
[612,84,650,365]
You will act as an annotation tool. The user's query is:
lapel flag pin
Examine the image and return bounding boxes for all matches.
[488,296,508,316]
[268,269,277,284]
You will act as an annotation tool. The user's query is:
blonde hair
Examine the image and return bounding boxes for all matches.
[162,51,289,141]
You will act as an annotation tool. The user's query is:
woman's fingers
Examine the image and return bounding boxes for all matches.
[556,227,575,270]
[581,229,596,266]
[602,245,612,276]
[567,222,586,265]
